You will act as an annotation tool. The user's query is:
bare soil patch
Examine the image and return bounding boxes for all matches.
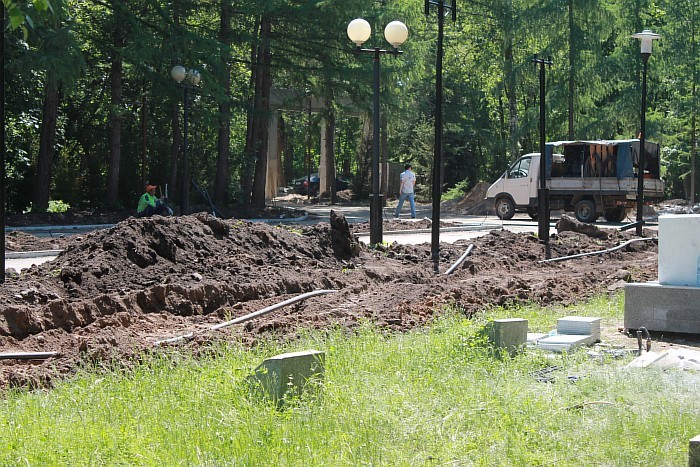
[0,210,694,390]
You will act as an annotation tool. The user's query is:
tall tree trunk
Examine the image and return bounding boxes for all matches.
[503,1,518,160]
[141,79,147,189]
[568,0,575,140]
[355,112,372,198]
[251,15,271,207]
[281,115,293,185]
[106,0,126,207]
[34,79,60,212]
[323,99,336,202]
[214,0,233,205]
[168,101,181,197]
[168,0,181,202]
[242,17,261,203]
[380,112,388,194]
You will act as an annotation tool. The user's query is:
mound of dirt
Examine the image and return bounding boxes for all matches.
[442,182,493,215]
[0,214,663,389]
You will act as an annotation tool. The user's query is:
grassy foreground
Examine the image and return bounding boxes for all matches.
[1,294,698,466]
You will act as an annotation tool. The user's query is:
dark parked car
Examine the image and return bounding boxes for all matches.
[292,173,351,195]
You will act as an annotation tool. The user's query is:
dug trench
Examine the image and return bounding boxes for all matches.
[0,212,661,389]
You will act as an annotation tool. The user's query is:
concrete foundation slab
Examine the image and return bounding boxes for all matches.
[557,316,601,340]
[535,334,596,352]
[624,282,700,335]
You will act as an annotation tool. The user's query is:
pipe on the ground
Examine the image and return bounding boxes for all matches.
[539,237,655,263]
[444,244,474,275]
[154,289,337,346]
[620,220,644,232]
[0,351,58,360]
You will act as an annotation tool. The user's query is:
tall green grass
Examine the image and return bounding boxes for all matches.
[1,294,698,466]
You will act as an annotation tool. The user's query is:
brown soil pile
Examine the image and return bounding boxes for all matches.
[441,182,493,215]
[0,213,663,389]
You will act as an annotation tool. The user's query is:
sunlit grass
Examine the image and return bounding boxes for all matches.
[0,294,698,465]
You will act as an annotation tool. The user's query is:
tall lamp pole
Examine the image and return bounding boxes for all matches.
[1,1,5,283]
[533,55,553,249]
[0,1,5,282]
[425,0,456,272]
[632,30,660,237]
[171,65,201,215]
[347,18,408,246]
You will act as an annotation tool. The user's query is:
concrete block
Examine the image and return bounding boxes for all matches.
[484,318,527,356]
[657,214,700,287]
[535,334,596,353]
[252,350,325,405]
[690,434,700,467]
[557,316,601,340]
[624,282,700,335]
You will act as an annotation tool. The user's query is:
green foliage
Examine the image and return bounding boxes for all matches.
[442,179,470,202]
[4,0,700,208]
[47,199,70,213]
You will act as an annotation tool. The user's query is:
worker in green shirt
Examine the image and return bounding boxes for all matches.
[137,184,172,217]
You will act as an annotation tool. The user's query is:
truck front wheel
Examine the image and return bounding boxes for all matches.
[604,206,627,223]
[495,198,515,220]
[574,200,598,223]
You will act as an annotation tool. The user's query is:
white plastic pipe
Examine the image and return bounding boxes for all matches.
[540,237,655,263]
[444,244,474,275]
[154,289,337,345]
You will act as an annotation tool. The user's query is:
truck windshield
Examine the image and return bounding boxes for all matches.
[507,157,532,179]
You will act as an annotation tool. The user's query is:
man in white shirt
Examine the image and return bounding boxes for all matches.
[395,164,416,219]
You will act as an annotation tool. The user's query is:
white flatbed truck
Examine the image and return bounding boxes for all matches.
[485,139,664,223]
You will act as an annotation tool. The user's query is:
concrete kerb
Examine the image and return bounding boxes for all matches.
[6,250,63,259]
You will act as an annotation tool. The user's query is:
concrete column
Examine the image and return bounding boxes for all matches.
[265,113,281,200]
[319,117,329,196]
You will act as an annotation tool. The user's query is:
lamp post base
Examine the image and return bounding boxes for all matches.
[537,188,550,242]
[369,193,384,245]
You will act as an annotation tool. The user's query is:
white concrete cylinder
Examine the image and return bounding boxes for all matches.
[658,214,700,287]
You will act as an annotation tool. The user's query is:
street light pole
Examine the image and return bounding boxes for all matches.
[171,65,201,215]
[347,18,408,246]
[425,0,456,273]
[533,55,553,250]
[0,1,5,283]
[632,30,660,237]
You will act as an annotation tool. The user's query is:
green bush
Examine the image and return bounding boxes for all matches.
[47,200,70,213]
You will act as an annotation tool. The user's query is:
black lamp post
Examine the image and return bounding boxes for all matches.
[347,18,408,245]
[171,65,201,215]
[533,55,553,249]
[425,0,456,273]
[632,30,660,237]
[1,1,5,283]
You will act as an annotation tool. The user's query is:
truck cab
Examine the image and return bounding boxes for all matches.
[487,153,541,220]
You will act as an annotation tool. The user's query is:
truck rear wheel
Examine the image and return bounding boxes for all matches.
[495,198,515,220]
[574,200,598,223]
[604,206,627,223]
[527,207,538,220]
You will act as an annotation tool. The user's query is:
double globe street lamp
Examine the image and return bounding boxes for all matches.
[347,18,408,245]
[171,65,201,215]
